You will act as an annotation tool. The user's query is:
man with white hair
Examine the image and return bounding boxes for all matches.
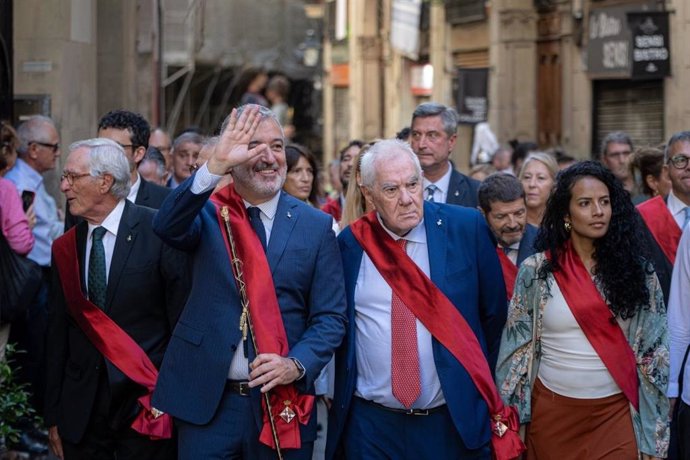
[327,139,520,459]
[46,138,189,459]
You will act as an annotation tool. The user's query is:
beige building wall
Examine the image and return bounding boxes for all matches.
[665,0,690,138]
[97,0,150,121]
[13,0,98,207]
[489,0,538,147]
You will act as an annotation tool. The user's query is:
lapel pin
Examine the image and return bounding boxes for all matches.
[437,219,443,226]
[287,211,292,219]
[127,234,132,242]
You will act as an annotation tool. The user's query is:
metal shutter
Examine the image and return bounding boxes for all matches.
[593,80,664,155]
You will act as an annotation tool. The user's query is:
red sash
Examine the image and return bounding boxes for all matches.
[350,212,525,460]
[637,195,681,264]
[210,184,313,450]
[549,241,639,411]
[51,229,172,439]
[496,249,518,300]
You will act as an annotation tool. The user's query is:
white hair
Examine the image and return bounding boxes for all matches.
[69,138,132,199]
[360,139,422,187]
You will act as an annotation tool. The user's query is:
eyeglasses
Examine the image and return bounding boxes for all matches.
[669,155,690,170]
[60,171,92,185]
[31,141,60,153]
[117,143,135,151]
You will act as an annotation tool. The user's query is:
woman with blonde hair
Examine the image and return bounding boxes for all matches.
[340,143,375,229]
[519,152,559,226]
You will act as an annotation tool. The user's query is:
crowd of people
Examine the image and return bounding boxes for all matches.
[0,97,689,460]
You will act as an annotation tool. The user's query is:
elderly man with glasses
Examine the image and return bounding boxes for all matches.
[46,138,189,460]
[636,131,690,305]
[5,115,64,432]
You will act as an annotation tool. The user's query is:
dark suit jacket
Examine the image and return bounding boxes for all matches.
[517,224,538,266]
[45,201,189,443]
[326,201,507,458]
[150,178,347,443]
[445,168,481,208]
[64,177,171,231]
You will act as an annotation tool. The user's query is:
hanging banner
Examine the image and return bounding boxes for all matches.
[628,12,670,80]
[391,0,422,60]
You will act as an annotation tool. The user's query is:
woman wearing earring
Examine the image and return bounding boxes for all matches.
[496,161,669,459]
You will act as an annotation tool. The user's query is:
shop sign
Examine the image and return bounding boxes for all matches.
[628,12,670,79]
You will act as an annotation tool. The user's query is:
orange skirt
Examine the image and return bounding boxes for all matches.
[526,378,637,460]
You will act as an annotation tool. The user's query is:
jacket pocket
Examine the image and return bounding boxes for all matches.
[173,321,204,346]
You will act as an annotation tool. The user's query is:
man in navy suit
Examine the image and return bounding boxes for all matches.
[410,102,480,208]
[151,105,347,459]
[478,172,538,267]
[327,139,508,459]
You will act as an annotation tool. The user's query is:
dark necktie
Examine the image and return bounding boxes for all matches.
[247,207,267,251]
[425,185,438,202]
[88,226,107,308]
[390,239,421,408]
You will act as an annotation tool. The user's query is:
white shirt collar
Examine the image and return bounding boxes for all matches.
[127,173,141,203]
[376,213,427,245]
[422,161,452,195]
[87,199,126,239]
[668,190,688,216]
[242,191,281,220]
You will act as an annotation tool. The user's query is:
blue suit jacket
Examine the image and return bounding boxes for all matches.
[150,177,347,442]
[326,202,507,458]
[516,224,538,266]
[446,168,481,208]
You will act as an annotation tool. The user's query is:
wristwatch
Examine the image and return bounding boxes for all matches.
[290,357,306,380]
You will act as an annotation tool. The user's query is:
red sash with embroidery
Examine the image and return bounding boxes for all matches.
[350,212,525,460]
[637,195,681,264]
[496,249,518,300]
[210,184,314,450]
[549,241,640,411]
[51,229,172,439]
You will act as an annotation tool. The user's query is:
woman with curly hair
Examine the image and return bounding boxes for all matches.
[496,161,669,459]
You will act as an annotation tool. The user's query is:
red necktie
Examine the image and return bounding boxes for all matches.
[391,239,421,408]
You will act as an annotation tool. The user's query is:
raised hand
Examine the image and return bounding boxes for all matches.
[207,105,267,175]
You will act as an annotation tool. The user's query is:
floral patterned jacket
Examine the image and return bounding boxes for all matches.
[495,252,670,458]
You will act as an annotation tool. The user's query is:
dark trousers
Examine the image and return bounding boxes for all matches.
[61,373,175,460]
[177,384,313,460]
[677,400,690,460]
[343,397,491,460]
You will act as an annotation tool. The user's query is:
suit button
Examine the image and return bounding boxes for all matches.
[231,344,237,351]
[95,365,100,370]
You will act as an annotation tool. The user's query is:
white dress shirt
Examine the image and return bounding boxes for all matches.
[353,216,446,409]
[84,199,125,290]
[127,172,141,204]
[668,226,690,403]
[499,242,520,265]
[667,190,688,230]
[422,161,452,203]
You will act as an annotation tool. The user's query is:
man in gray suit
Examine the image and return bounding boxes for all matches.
[410,102,480,208]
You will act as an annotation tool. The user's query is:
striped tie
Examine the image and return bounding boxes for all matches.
[425,185,437,202]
